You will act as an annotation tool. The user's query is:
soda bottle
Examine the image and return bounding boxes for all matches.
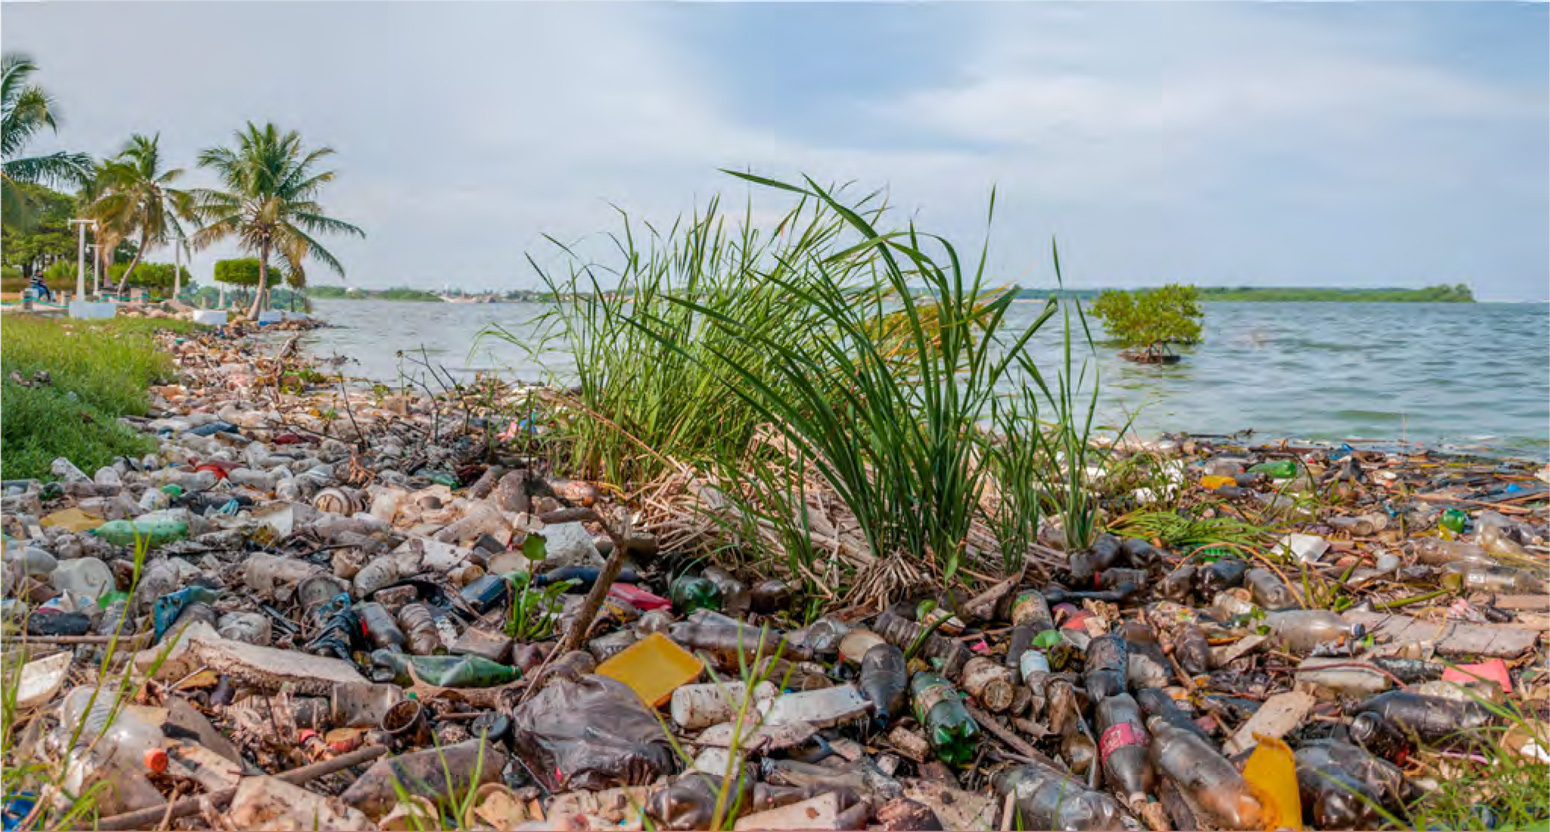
[667,621,796,665]
[59,687,169,813]
[1194,559,1248,596]
[749,579,794,614]
[1095,692,1154,807]
[1067,535,1124,586]
[1004,590,1054,683]
[1244,568,1299,610]
[1156,565,1196,602]
[1264,609,1364,654]
[368,650,519,687]
[1172,623,1213,677]
[396,603,447,655]
[1295,741,1409,829]
[910,672,980,767]
[358,602,406,652]
[669,575,722,615]
[874,606,971,676]
[701,566,750,616]
[1351,691,1496,745]
[1247,459,1297,479]
[992,764,1136,831]
[1477,510,1530,557]
[1134,687,1211,743]
[91,518,189,548]
[1348,711,1413,764]
[1439,508,1469,534]
[858,643,908,727]
[1147,715,1262,830]
[1082,634,1128,699]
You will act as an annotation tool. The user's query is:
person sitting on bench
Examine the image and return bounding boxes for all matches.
[28,273,54,302]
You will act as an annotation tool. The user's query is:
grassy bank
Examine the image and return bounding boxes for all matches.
[1,316,194,480]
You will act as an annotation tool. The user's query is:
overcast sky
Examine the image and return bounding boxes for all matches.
[7,1,1547,300]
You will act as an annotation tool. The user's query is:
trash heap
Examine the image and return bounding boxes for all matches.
[3,326,1548,831]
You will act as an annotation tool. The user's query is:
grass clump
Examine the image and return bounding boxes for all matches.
[1,316,191,479]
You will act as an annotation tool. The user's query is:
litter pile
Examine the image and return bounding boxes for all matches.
[3,325,1547,831]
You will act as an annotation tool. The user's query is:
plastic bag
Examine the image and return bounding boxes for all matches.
[510,673,676,791]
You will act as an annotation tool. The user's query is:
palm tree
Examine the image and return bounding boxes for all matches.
[2,53,91,228]
[190,122,362,319]
[90,133,193,294]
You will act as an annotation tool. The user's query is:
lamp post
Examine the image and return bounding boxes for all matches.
[69,218,94,301]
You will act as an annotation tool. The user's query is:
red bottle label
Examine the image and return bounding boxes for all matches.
[1099,722,1146,763]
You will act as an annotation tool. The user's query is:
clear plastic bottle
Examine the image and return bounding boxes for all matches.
[1440,561,1549,594]
[1244,568,1299,610]
[1264,609,1364,654]
[1083,634,1129,699]
[701,566,750,617]
[992,764,1138,831]
[59,687,168,813]
[1004,590,1054,683]
[1147,715,1262,830]
[1412,538,1493,567]
[1476,511,1531,558]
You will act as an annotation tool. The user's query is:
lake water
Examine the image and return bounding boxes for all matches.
[303,299,1550,459]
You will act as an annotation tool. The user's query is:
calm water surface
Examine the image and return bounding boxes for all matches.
[304,299,1549,459]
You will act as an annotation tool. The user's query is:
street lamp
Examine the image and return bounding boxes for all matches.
[69,218,95,301]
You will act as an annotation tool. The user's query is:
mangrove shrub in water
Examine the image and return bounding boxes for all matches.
[1090,283,1203,361]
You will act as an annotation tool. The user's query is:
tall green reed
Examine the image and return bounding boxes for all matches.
[633,171,1056,580]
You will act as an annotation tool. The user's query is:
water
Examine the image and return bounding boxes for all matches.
[304,299,1549,459]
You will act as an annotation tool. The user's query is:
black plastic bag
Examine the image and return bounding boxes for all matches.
[510,673,676,791]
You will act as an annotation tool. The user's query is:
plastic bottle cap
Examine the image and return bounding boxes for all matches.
[143,747,169,774]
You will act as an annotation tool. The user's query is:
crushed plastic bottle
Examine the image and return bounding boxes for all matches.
[993,763,1138,831]
[369,650,519,688]
[91,518,189,548]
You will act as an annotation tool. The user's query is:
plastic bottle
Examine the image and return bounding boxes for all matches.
[368,650,519,688]
[1328,513,1389,536]
[1352,691,1496,745]
[459,574,510,615]
[761,684,872,729]
[960,656,1016,713]
[51,558,116,605]
[1134,687,1211,743]
[1441,561,1549,594]
[1083,634,1129,699]
[873,606,971,677]
[1146,715,1262,830]
[1172,624,1213,676]
[1248,459,1298,479]
[1067,535,1124,586]
[352,557,401,598]
[1477,511,1530,558]
[396,603,447,655]
[992,764,1135,831]
[858,643,908,726]
[667,621,795,665]
[701,566,750,616]
[340,739,504,819]
[1156,565,1196,602]
[1295,741,1408,829]
[1265,609,1364,654]
[1194,559,1248,596]
[1295,657,1391,696]
[358,602,407,652]
[59,688,169,812]
[669,575,722,615]
[91,518,188,548]
[1004,590,1055,683]
[910,672,980,767]
[1412,538,1493,566]
[749,579,794,614]
[1095,692,1154,807]
[1244,568,1299,610]
[670,680,778,730]
[1348,711,1414,764]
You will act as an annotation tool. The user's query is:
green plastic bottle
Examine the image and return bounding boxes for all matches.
[369,650,519,688]
[911,671,981,766]
[669,575,722,615]
[1248,459,1298,479]
[1439,508,1468,534]
[91,519,189,548]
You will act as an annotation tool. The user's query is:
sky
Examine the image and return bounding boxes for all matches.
[6,1,1548,301]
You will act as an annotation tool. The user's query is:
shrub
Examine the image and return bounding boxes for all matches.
[1090,283,1203,356]
[107,262,193,291]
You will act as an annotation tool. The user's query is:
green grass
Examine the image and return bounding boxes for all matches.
[1,316,194,479]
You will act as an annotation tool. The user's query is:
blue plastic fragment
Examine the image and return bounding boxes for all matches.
[3,793,37,831]
[152,585,219,642]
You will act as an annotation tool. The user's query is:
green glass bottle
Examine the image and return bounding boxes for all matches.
[670,575,722,615]
[1248,459,1298,479]
[369,650,519,688]
[1439,508,1468,534]
[910,671,980,766]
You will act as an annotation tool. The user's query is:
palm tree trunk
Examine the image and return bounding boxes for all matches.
[115,231,148,297]
[247,242,270,320]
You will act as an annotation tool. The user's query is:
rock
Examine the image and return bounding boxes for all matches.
[227,775,374,831]
[139,622,365,695]
[536,522,604,570]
